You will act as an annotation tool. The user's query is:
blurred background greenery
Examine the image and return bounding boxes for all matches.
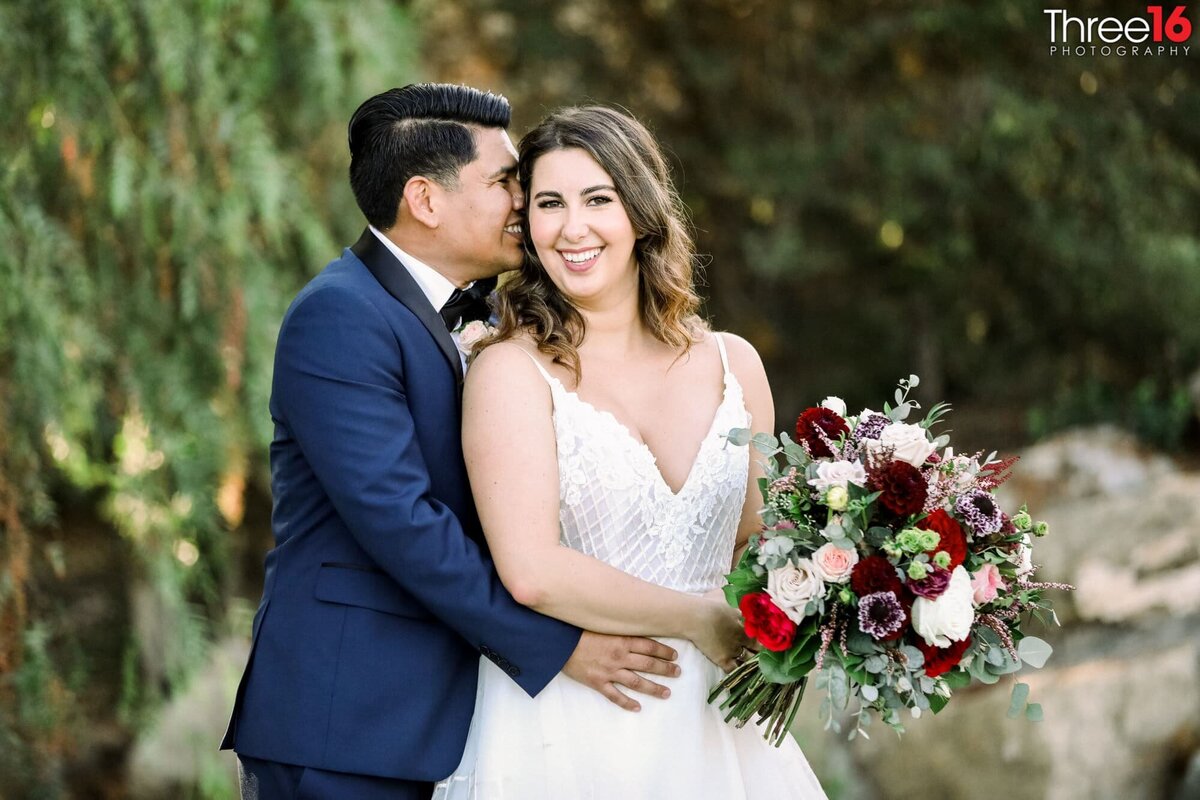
[1,0,1197,797]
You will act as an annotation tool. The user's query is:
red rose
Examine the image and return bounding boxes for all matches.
[917,509,968,569]
[918,636,972,678]
[795,407,849,458]
[869,460,927,516]
[851,556,904,598]
[738,592,797,652]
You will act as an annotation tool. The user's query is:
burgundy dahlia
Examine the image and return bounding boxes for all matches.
[870,460,928,517]
[851,555,905,598]
[795,407,849,458]
[858,591,907,640]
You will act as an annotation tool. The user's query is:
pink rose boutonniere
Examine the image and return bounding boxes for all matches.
[456,320,495,360]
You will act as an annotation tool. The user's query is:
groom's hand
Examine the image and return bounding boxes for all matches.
[562,632,680,712]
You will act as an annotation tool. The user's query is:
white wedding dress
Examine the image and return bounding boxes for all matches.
[433,334,826,799]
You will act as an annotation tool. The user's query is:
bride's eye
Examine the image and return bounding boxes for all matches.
[536,199,563,209]
[586,195,614,206]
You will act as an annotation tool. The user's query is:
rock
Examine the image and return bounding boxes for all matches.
[846,619,1200,800]
[125,635,246,798]
[1003,425,1176,508]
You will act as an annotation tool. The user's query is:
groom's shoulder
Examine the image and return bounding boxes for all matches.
[284,250,382,320]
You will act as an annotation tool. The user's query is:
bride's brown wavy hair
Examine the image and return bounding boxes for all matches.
[486,106,705,380]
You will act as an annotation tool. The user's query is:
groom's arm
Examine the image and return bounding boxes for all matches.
[274,285,680,705]
[273,285,580,696]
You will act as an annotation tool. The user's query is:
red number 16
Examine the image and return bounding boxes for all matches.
[1147,6,1193,42]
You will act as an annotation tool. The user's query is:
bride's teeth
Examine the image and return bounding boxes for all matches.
[562,248,601,264]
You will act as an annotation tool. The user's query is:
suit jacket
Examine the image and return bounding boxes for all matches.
[221,229,582,780]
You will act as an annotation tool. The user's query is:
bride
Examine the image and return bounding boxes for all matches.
[434,106,826,799]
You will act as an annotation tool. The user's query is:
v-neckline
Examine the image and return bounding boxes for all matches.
[545,372,738,497]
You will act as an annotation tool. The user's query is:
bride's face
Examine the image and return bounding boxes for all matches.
[527,147,638,306]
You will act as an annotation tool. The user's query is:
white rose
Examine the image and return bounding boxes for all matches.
[766,559,824,624]
[820,396,847,417]
[811,542,859,584]
[865,422,937,467]
[911,565,975,647]
[807,460,868,492]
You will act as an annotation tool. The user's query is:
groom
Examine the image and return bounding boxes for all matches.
[221,84,680,799]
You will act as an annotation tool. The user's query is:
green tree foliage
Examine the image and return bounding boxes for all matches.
[422,0,1200,446]
[0,0,415,793]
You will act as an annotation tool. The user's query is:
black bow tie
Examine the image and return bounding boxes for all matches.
[439,277,496,330]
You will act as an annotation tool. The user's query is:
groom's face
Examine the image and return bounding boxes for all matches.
[435,126,525,280]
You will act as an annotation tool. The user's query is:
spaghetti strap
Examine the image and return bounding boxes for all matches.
[714,332,731,376]
[515,345,557,386]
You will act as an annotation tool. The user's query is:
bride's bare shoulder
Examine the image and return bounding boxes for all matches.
[465,335,549,394]
[713,332,766,380]
[713,331,773,426]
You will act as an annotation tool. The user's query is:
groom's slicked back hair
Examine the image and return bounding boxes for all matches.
[348,84,512,230]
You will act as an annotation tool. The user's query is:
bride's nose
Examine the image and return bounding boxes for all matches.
[562,209,589,243]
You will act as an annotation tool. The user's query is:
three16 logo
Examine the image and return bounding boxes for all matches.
[1045,5,1193,56]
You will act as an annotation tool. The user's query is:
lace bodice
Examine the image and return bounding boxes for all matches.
[521,334,750,594]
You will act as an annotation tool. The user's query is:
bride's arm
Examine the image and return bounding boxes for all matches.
[462,342,742,666]
[722,334,776,570]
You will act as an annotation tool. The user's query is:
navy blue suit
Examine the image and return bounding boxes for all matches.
[222,230,582,787]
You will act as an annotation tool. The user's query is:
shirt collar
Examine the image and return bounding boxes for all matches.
[368,225,463,313]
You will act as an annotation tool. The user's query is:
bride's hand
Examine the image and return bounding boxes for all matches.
[688,597,752,673]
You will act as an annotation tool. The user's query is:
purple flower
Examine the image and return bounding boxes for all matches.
[857,591,906,640]
[852,414,888,445]
[909,566,952,599]
[955,489,1004,536]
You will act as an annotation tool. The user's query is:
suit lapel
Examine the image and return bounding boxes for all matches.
[350,228,464,386]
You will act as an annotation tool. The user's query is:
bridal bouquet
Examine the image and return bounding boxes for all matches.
[710,376,1072,744]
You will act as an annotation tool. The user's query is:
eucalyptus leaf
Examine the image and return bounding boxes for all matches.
[968,656,1000,685]
[783,442,809,465]
[846,630,880,656]
[751,432,780,454]
[899,646,924,670]
[860,684,879,703]
[828,664,850,711]
[1025,703,1044,722]
[1017,636,1053,669]
[1007,682,1030,719]
[726,427,752,447]
[943,669,971,690]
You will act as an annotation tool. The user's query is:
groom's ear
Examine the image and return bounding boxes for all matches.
[401,176,440,229]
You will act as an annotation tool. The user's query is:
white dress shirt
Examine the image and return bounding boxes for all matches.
[368,226,473,372]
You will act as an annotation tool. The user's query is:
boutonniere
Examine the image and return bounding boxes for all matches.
[455,319,496,358]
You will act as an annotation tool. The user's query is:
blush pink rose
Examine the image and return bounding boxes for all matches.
[812,542,859,584]
[970,562,1006,606]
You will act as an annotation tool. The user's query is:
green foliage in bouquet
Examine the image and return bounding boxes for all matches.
[710,378,1073,745]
